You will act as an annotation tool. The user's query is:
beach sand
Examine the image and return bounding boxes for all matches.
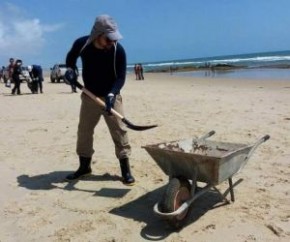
[0,73,289,241]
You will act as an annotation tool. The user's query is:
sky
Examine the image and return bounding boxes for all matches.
[1,0,290,68]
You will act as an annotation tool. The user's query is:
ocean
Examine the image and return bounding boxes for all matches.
[129,50,290,80]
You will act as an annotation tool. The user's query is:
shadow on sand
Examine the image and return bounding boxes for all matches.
[17,171,229,240]
[110,185,229,240]
[17,171,131,198]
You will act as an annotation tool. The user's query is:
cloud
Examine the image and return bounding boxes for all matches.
[0,3,64,60]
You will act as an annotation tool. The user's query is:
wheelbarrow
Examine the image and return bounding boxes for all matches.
[142,131,270,228]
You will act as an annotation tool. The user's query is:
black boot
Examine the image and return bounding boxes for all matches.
[65,156,92,181]
[119,158,135,186]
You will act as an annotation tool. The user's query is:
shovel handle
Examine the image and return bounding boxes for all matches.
[74,81,157,131]
[81,88,124,120]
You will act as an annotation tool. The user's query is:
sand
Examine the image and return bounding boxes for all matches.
[0,73,289,242]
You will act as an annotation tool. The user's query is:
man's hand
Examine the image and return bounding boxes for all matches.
[105,93,116,114]
[64,68,77,85]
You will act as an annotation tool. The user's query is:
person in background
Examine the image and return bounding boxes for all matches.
[139,63,144,80]
[64,14,135,185]
[27,65,44,94]
[11,59,23,95]
[6,58,15,87]
[0,66,5,81]
[134,64,139,80]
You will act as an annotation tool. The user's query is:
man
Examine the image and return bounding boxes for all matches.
[139,63,144,80]
[0,66,4,81]
[65,14,135,185]
[27,65,44,94]
[6,58,15,87]
[11,59,23,95]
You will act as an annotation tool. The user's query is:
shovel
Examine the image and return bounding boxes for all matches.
[74,81,158,131]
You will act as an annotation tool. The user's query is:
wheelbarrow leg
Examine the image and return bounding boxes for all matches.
[190,168,198,194]
[228,178,235,202]
[213,177,243,203]
[221,178,244,202]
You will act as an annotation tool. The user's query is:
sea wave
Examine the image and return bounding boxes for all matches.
[210,55,290,64]
[128,50,290,71]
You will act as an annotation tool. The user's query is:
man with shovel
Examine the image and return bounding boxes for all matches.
[64,14,135,185]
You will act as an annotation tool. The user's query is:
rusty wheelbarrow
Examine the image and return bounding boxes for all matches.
[142,130,270,228]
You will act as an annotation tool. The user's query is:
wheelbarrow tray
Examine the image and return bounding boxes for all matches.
[143,132,270,227]
[143,138,254,185]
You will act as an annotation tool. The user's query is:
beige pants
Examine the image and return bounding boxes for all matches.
[76,93,131,159]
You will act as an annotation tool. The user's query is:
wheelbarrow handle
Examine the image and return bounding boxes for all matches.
[198,130,216,140]
[263,135,270,142]
[244,134,270,163]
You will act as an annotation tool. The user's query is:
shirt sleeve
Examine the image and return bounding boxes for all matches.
[66,36,88,71]
[110,43,127,95]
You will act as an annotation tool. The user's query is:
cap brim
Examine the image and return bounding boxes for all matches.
[107,30,123,41]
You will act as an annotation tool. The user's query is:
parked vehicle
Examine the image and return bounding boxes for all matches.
[19,66,31,83]
[1,66,30,83]
[50,64,67,83]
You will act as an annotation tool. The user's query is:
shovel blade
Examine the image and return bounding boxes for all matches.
[122,118,157,131]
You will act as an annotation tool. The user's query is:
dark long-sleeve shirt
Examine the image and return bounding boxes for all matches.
[29,65,43,81]
[66,35,127,96]
[12,65,22,79]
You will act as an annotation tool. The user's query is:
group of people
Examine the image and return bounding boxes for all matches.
[2,58,44,95]
[134,63,144,80]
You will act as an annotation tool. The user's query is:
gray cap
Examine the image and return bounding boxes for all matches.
[88,15,122,43]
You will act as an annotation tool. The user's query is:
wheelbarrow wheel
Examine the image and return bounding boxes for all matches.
[160,177,191,229]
